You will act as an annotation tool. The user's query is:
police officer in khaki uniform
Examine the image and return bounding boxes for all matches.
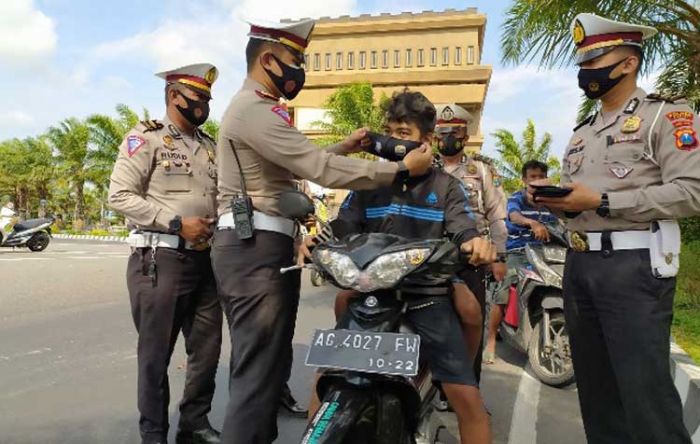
[211,18,433,444]
[109,63,223,444]
[435,104,507,385]
[536,14,700,444]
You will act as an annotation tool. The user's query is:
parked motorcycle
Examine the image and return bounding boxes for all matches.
[491,221,574,387]
[278,191,461,444]
[0,214,53,252]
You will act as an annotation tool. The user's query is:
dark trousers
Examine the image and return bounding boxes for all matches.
[459,266,487,383]
[211,230,301,444]
[127,247,223,442]
[563,249,691,444]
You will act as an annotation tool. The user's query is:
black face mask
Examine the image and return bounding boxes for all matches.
[264,54,306,100]
[578,58,629,100]
[175,91,210,127]
[437,134,464,157]
[363,133,423,161]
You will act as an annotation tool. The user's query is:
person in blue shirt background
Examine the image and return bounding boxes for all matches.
[483,160,558,363]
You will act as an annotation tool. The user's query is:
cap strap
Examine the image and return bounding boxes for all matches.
[250,26,308,49]
[166,74,212,93]
[578,32,643,50]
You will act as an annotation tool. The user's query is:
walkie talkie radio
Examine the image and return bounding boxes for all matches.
[229,140,254,240]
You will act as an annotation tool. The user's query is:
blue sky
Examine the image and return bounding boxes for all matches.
[0,0,656,159]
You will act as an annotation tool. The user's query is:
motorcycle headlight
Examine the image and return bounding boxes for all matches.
[525,245,563,288]
[358,248,431,292]
[542,246,566,264]
[316,249,360,287]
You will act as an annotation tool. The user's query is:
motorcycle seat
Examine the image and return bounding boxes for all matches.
[12,218,50,231]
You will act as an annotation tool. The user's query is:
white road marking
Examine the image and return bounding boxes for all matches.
[0,257,52,262]
[508,364,541,444]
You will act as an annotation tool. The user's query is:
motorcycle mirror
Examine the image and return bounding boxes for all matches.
[278,191,315,221]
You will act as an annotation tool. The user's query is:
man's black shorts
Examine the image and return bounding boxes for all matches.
[405,296,476,387]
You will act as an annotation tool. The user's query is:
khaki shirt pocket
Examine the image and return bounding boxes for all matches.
[159,168,193,193]
[564,152,585,176]
[603,142,645,164]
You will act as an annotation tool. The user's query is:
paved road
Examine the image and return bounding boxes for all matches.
[0,241,586,444]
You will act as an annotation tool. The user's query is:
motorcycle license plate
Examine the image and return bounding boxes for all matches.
[305,329,420,377]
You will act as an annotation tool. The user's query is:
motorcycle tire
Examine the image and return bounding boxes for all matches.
[310,270,325,287]
[527,312,575,388]
[27,232,50,252]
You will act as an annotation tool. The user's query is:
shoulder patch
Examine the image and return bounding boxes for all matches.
[573,115,593,132]
[126,135,146,157]
[140,119,164,133]
[271,105,292,127]
[666,111,695,128]
[675,128,698,151]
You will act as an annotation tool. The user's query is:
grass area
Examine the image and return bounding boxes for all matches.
[672,241,700,363]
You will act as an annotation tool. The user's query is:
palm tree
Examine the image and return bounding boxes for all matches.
[313,82,389,148]
[0,137,54,218]
[492,119,561,194]
[501,0,700,115]
[201,119,220,141]
[47,118,92,227]
[88,104,149,225]
[87,104,145,192]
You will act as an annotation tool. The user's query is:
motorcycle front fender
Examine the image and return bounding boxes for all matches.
[301,388,371,444]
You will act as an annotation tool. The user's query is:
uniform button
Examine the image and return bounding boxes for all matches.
[633,153,640,160]
[602,249,612,258]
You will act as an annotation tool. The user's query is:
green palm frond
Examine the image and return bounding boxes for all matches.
[502,0,700,111]
[492,119,560,194]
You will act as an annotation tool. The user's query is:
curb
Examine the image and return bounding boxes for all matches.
[670,342,700,441]
[53,234,127,243]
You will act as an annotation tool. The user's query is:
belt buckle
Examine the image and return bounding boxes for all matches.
[190,241,210,251]
[570,231,589,252]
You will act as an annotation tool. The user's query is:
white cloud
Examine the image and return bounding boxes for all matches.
[94,0,358,72]
[483,65,582,159]
[0,0,57,64]
[0,111,34,128]
[234,0,356,21]
[489,65,575,104]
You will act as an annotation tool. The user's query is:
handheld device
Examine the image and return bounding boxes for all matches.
[532,185,573,199]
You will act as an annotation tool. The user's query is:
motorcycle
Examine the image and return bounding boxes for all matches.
[490,221,574,387]
[0,211,53,252]
[278,191,462,444]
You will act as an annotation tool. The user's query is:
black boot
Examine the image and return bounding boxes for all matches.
[175,427,221,444]
[280,383,308,417]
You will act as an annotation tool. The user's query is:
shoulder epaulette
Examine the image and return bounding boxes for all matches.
[573,115,593,132]
[255,89,280,102]
[139,119,164,132]
[472,153,494,165]
[646,93,685,104]
[198,130,216,143]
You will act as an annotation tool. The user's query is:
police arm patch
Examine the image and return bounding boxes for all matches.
[675,127,698,151]
[127,135,146,157]
[666,111,695,128]
[271,105,292,127]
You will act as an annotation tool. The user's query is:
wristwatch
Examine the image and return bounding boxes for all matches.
[596,193,610,218]
[168,215,182,234]
[394,161,410,184]
[496,254,507,263]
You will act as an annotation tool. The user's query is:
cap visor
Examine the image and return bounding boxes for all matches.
[576,45,628,65]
